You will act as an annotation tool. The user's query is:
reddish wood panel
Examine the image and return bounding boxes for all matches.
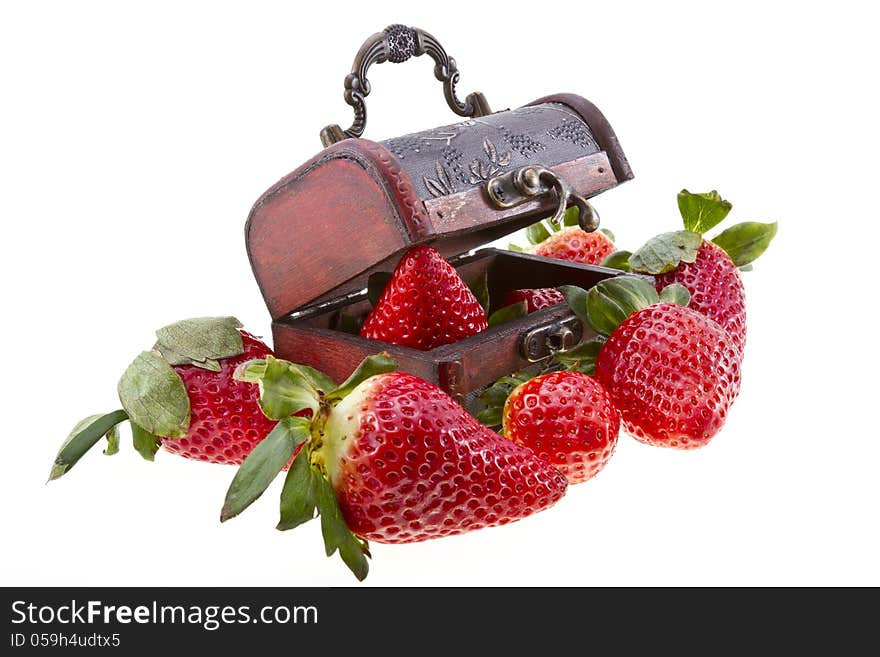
[273,322,441,386]
[247,157,410,319]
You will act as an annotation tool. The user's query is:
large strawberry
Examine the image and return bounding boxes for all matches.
[510,207,616,265]
[501,371,620,484]
[558,277,741,449]
[49,317,306,480]
[360,245,488,350]
[624,190,777,352]
[220,354,568,580]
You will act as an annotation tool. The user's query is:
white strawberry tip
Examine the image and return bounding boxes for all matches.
[320,376,385,488]
[221,353,398,581]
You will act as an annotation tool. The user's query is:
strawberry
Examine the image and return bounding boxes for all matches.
[360,245,488,350]
[654,240,747,350]
[559,277,741,449]
[511,207,616,265]
[502,288,565,313]
[49,317,317,480]
[502,371,620,484]
[532,226,616,265]
[221,354,568,579]
[626,190,778,352]
[158,331,281,465]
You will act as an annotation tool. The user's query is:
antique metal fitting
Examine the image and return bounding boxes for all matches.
[485,165,600,232]
[320,24,491,146]
[519,316,583,362]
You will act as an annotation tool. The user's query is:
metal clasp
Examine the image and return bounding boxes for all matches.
[485,165,600,231]
[520,316,583,363]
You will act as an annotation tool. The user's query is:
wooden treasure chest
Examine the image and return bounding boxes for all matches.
[245,24,634,410]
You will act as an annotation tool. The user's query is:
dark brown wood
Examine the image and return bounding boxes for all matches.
[272,249,633,409]
[529,93,634,184]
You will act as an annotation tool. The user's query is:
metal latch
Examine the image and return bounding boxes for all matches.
[486,165,600,231]
[520,315,583,363]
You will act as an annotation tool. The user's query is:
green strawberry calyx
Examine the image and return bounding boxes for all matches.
[221,352,398,581]
[557,278,690,374]
[476,370,534,429]
[626,190,777,275]
[49,316,248,482]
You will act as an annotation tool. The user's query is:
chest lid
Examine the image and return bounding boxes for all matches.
[246,25,632,320]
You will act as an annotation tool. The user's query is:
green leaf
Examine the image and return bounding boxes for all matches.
[153,342,221,372]
[677,189,732,234]
[507,242,525,252]
[367,272,393,307]
[600,250,632,272]
[237,356,322,420]
[291,364,338,395]
[117,351,190,438]
[476,406,503,428]
[558,285,590,326]
[476,370,532,429]
[103,423,121,456]
[659,283,691,306]
[739,264,754,272]
[239,358,335,396]
[220,415,311,522]
[328,353,397,401]
[600,228,616,243]
[629,230,702,275]
[315,475,370,581]
[562,206,580,227]
[277,448,321,531]
[585,276,660,336]
[467,271,490,313]
[49,410,129,481]
[131,422,161,461]
[554,339,604,375]
[488,301,528,328]
[154,317,244,370]
[526,221,551,245]
[710,221,778,267]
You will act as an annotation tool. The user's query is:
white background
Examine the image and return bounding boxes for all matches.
[2,1,878,586]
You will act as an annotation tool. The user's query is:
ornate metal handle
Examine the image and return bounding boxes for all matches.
[320,24,491,147]
[485,165,601,232]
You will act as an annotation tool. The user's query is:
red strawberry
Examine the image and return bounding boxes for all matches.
[512,207,617,266]
[627,190,777,353]
[49,317,318,480]
[654,241,746,350]
[560,277,741,449]
[502,371,619,484]
[221,354,568,579]
[360,245,488,350]
[160,331,279,464]
[531,226,616,265]
[596,303,741,448]
[502,288,565,313]
[324,372,567,542]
